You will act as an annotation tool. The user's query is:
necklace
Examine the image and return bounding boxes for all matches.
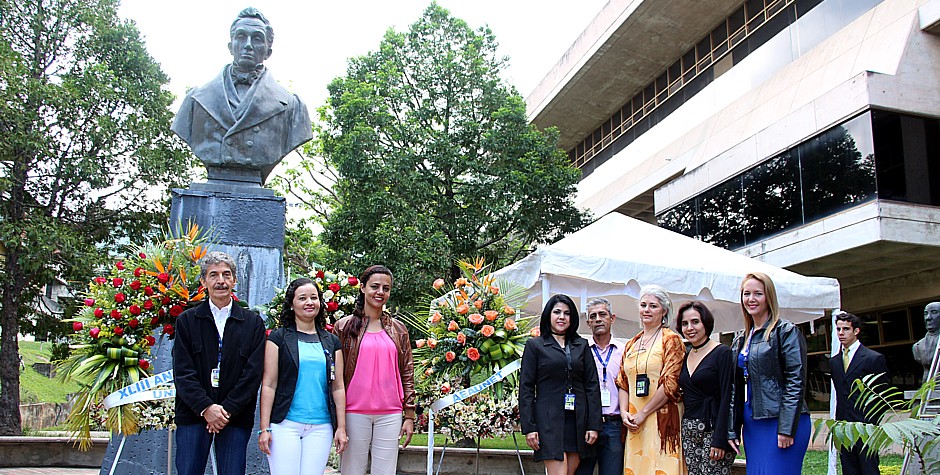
[638,327,661,350]
[691,340,710,353]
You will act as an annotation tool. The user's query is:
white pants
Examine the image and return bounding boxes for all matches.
[267,419,333,475]
[341,413,402,475]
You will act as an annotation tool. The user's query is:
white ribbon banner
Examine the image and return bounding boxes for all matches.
[427,359,522,475]
[103,370,176,409]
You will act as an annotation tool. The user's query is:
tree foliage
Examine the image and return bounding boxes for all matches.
[316,4,589,308]
[0,0,194,434]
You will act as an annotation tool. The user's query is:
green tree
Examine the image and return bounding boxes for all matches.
[0,0,193,435]
[317,3,589,309]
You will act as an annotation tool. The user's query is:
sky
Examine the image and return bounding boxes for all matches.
[118,0,607,113]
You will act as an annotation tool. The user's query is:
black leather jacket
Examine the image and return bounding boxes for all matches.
[728,319,809,439]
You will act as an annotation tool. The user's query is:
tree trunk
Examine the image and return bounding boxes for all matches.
[0,259,24,436]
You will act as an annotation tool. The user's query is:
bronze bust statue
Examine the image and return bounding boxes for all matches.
[171,7,312,186]
[913,302,940,382]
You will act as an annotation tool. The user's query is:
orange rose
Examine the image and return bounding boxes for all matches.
[433,278,445,290]
[503,305,516,316]
[504,319,517,331]
[484,310,499,321]
[448,320,459,331]
[480,325,495,337]
[456,303,470,315]
[431,311,442,323]
[455,277,468,287]
[438,300,449,308]
[469,313,484,325]
[445,351,456,362]
[474,299,483,309]
[467,347,481,361]
[425,368,434,376]
[415,339,427,348]
[457,332,466,345]
[489,285,499,295]
[530,328,540,337]
[428,338,438,348]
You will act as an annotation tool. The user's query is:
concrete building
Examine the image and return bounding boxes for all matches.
[528,0,940,406]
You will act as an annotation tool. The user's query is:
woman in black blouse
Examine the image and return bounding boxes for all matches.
[676,301,734,475]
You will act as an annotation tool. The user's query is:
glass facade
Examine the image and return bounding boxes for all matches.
[657,110,940,248]
[570,0,885,177]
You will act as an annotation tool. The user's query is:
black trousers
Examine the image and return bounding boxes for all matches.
[840,440,880,475]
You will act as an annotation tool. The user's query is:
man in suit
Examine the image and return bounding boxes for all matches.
[172,7,312,186]
[830,311,888,475]
[173,251,266,475]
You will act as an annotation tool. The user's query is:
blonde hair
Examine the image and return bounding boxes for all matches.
[740,272,780,341]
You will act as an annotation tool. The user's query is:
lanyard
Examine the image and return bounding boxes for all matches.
[634,327,661,375]
[217,336,223,367]
[592,344,614,384]
[564,342,573,392]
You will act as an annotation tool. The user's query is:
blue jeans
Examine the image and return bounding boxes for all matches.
[175,423,251,475]
[574,419,624,475]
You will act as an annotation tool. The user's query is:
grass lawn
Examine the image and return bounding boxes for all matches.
[15,340,81,404]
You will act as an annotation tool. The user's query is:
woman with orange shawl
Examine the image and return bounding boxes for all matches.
[616,284,686,475]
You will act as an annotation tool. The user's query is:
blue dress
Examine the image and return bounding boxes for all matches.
[737,351,810,474]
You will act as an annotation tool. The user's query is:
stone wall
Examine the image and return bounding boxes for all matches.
[19,402,72,431]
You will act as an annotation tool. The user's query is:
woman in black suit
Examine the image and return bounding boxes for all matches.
[520,294,602,475]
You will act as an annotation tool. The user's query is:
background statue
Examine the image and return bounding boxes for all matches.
[912,302,940,382]
[171,7,312,186]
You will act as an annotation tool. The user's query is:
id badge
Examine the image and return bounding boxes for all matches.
[329,360,336,382]
[210,367,220,388]
[600,388,611,407]
[635,373,650,397]
[564,393,576,411]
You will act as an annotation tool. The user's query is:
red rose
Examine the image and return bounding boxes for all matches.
[113,278,124,287]
[467,347,481,361]
[114,293,126,303]
[265,329,273,337]
[316,270,325,279]
[144,286,155,296]
[110,309,121,319]
[72,322,83,332]
[134,267,143,278]
[329,283,341,293]
[94,277,107,285]
[145,335,156,346]
[162,324,174,335]
[157,273,169,284]
[94,308,104,318]
[128,318,139,329]
[115,261,125,270]
[326,301,339,312]
[129,304,141,316]
[161,296,171,305]
[325,323,334,332]
[158,309,166,318]
[130,280,141,290]
[89,327,100,339]
[138,252,146,259]
[150,316,160,326]
[441,382,451,394]
[348,277,358,286]
[114,326,124,336]
[445,351,456,362]
[139,360,150,370]
[143,300,154,310]
[170,305,184,317]
[84,298,95,307]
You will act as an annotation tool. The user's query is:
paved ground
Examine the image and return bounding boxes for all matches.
[0,468,342,475]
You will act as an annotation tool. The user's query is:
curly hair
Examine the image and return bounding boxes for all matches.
[280,277,326,330]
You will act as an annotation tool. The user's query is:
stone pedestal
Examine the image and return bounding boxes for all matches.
[169,181,286,308]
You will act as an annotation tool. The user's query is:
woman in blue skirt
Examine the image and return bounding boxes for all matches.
[728,272,810,474]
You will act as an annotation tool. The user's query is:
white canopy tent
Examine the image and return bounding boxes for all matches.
[494,213,841,335]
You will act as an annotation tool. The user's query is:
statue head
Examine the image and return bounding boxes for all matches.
[228,7,274,71]
[927,302,940,335]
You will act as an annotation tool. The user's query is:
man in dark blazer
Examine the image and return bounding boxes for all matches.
[830,311,888,475]
[171,7,312,186]
[173,251,266,475]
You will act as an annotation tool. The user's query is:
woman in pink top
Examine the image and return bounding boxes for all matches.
[333,265,415,475]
